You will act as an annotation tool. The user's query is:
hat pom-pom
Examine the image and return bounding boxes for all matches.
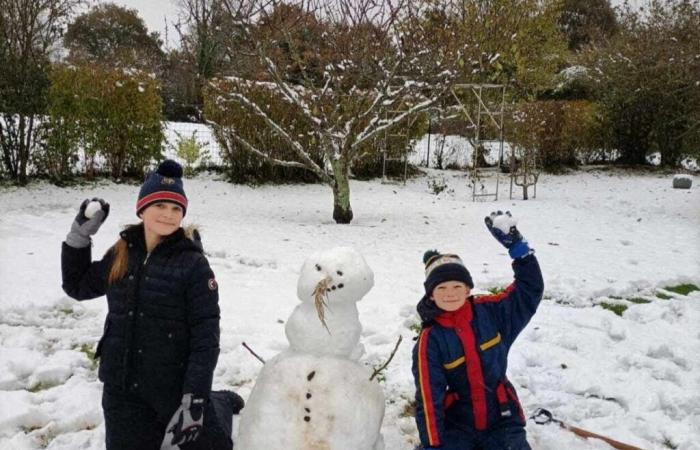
[423,249,441,265]
[157,159,183,178]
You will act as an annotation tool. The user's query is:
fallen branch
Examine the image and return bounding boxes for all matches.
[242,341,265,364]
[531,408,645,450]
[369,335,403,381]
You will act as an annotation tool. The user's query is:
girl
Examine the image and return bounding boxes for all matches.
[61,160,234,450]
[413,211,544,450]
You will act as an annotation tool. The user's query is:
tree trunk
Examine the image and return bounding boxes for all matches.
[330,159,353,224]
[17,115,28,185]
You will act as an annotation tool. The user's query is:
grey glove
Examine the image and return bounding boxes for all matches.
[65,198,110,248]
[160,393,205,450]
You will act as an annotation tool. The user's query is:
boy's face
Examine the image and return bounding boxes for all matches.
[431,281,470,312]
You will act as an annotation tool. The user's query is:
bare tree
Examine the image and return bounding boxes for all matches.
[171,0,244,120]
[0,0,82,184]
[207,0,465,223]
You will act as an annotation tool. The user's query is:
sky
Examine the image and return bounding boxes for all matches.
[94,0,181,48]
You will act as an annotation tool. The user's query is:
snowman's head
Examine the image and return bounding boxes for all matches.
[297,247,374,304]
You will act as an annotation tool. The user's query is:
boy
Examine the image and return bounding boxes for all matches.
[413,211,544,450]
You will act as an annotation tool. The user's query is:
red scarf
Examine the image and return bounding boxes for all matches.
[434,301,488,430]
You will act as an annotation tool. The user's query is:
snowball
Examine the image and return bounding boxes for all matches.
[83,201,102,219]
[492,213,518,234]
[238,351,385,450]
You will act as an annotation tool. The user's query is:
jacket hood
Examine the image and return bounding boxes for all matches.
[417,294,475,326]
[417,294,443,325]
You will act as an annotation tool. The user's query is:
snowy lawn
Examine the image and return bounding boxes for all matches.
[0,168,698,450]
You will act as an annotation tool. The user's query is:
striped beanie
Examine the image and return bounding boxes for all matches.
[136,160,188,217]
[423,250,474,297]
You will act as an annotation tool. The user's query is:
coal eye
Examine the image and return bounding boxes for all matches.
[336,270,343,276]
[315,264,322,271]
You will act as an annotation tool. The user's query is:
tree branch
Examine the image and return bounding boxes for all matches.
[369,334,403,381]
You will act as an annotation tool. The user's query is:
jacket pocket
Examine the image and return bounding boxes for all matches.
[479,333,501,351]
[443,356,465,370]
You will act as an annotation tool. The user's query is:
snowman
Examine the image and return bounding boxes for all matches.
[237,247,385,450]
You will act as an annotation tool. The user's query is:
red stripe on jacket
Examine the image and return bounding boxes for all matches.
[474,284,515,304]
[417,328,441,446]
[435,302,489,430]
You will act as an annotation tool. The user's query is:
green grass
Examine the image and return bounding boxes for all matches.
[76,343,98,369]
[656,292,673,300]
[27,381,59,393]
[627,297,652,304]
[408,322,422,335]
[663,283,699,296]
[487,286,507,295]
[599,302,628,316]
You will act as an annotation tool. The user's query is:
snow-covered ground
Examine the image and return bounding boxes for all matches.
[1,168,699,450]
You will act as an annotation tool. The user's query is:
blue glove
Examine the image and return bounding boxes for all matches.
[484,210,532,259]
[160,394,205,449]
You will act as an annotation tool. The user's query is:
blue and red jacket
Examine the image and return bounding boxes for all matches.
[412,254,544,448]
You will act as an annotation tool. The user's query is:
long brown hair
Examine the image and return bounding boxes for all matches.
[107,223,198,284]
[108,238,129,284]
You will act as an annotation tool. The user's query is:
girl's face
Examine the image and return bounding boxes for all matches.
[140,202,183,239]
[431,281,470,312]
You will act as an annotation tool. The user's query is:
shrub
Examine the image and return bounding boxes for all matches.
[509,100,599,171]
[48,65,164,179]
[174,131,209,176]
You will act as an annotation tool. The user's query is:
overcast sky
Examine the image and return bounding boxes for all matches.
[93,0,181,48]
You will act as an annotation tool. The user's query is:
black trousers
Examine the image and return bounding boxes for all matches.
[102,384,233,450]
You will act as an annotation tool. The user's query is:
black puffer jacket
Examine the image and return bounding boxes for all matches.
[61,224,220,402]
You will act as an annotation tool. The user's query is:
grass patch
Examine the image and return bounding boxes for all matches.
[487,286,507,295]
[76,343,98,370]
[27,381,59,393]
[599,302,627,316]
[663,283,699,296]
[656,292,673,300]
[627,297,652,304]
[408,322,422,336]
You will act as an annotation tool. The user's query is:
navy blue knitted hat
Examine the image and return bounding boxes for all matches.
[136,160,188,217]
[423,250,474,297]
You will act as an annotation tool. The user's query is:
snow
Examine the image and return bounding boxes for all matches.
[1,168,699,449]
[240,247,384,449]
[490,212,517,235]
[287,247,372,359]
[237,352,385,450]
